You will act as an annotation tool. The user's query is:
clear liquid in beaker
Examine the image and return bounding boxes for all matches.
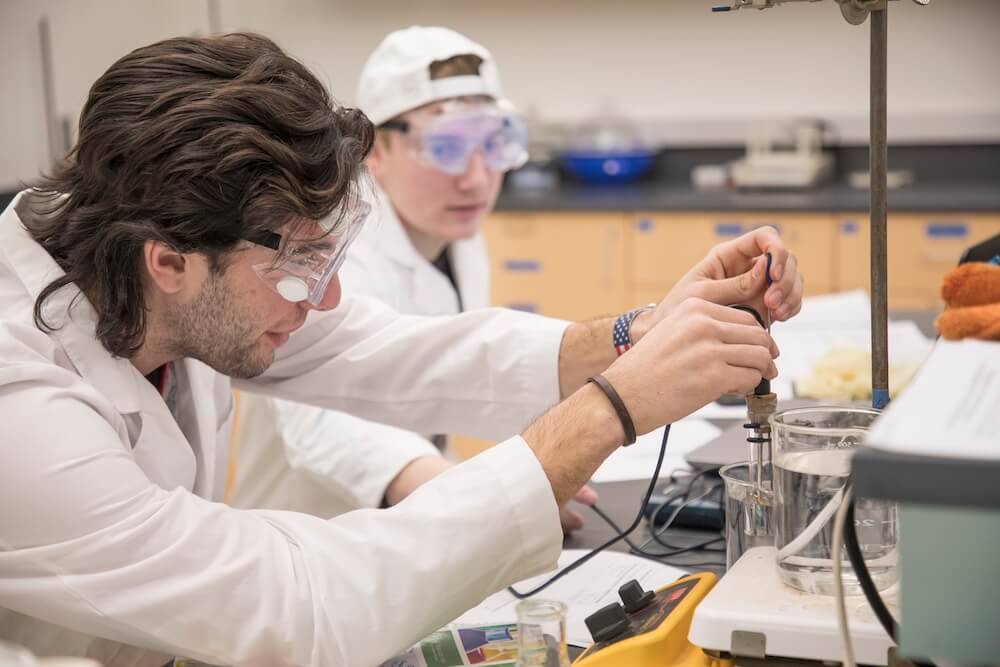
[775,448,897,595]
[720,461,774,570]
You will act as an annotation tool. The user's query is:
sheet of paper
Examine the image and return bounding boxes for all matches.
[866,339,1000,460]
[453,549,690,647]
[777,289,872,331]
[772,319,933,380]
[589,419,721,482]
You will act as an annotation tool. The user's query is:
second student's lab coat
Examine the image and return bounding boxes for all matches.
[0,192,568,667]
[231,187,494,515]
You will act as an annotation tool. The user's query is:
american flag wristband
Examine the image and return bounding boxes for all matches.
[612,304,655,356]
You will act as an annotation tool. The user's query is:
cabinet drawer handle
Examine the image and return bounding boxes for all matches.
[503,259,542,272]
[506,303,538,313]
[714,223,743,237]
[925,223,968,239]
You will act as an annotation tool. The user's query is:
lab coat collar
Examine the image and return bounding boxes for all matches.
[1,192,156,415]
[367,185,489,311]
[369,186,428,272]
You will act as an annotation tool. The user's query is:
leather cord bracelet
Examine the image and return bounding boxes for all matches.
[586,373,637,446]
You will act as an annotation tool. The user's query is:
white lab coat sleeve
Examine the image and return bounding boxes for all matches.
[0,371,562,666]
[239,296,570,441]
[272,396,441,509]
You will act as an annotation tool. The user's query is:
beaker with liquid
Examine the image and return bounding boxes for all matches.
[719,461,774,570]
[772,407,897,595]
[515,599,570,667]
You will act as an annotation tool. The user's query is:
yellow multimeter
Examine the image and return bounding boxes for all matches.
[572,572,731,667]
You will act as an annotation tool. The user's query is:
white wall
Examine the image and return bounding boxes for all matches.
[218,0,1000,143]
[0,0,211,189]
[2,0,998,189]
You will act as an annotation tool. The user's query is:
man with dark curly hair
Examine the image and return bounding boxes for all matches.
[0,32,803,667]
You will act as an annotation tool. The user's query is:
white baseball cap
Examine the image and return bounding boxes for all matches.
[356,26,509,126]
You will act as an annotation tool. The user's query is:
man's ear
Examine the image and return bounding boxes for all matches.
[366,134,389,180]
[143,240,188,295]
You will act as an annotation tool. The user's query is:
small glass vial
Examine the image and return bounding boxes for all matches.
[515,599,570,667]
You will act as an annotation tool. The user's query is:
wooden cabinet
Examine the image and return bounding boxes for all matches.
[835,214,1000,308]
[484,209,1000,323]
[483,212,629,320]
[627,212,837,306]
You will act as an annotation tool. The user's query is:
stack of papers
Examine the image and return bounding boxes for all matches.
[866,339,1000,460]
[768,290,933,393]
[381,550,688,666]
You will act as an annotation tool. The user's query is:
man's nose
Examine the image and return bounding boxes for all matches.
[301,273,342,312]
[457,149,491,190]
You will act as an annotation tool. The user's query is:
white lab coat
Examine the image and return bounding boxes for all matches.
[0,192,568,667]
[231,187,492,515]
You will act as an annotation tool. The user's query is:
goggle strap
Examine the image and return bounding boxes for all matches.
[379,119,410,133]
[244,230,282,251]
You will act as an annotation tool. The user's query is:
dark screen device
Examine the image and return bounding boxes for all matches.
[958,233,1000,265]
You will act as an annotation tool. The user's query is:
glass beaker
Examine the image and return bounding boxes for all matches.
[720,461,774,570]
[772,407,897,595]
[514,599,570,667]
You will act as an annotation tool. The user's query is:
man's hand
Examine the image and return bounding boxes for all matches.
[528,297,776,506]
[631,226,804,343]
[559,484,598,534]
[604,297,777,435]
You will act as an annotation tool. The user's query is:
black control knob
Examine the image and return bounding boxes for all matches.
[585,602,631,643]
[619,579,656,613]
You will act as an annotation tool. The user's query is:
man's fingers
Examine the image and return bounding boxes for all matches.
[690,259,764,307]
[559,506,585,533]
[724,366,768,395]
[722,343,775,376]
[713,226,786,275]
[573,484,599,506]
[766,253,798,312]
[718,320,774,351]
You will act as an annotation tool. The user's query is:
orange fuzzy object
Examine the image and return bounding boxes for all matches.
[936,302,1000,341]
[940,262,1000,308]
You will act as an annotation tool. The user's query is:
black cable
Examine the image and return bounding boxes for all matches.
[507,424,673,599]
[646,472,723,551]
[589,479,723,560]
[843,494,898,641]
[588,503,647,553]
[648,467,721,526]
[637,536,725,560]
[844,491,938,667]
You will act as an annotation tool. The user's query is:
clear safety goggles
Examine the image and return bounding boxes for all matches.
[381,105,529,176]
[246,200,371,306]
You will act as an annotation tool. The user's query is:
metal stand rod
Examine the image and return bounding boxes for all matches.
[870,7,890,410]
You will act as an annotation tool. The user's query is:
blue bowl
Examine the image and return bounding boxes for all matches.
[558,150,657,185]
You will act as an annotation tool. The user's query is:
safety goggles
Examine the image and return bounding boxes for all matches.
[245,200,370,306]
[381,105,529,176]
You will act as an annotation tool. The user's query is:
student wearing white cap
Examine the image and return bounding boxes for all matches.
[230,26,599,529]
